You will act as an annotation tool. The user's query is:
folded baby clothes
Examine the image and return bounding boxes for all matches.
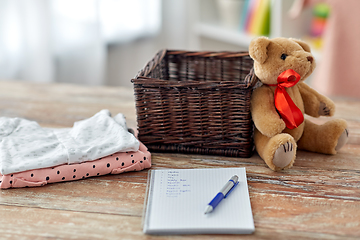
[0,141,151,189]
[0,110,140,175]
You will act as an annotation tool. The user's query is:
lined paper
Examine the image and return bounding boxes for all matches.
[143,167,254,234]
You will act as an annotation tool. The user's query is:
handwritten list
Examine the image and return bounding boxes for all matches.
[160,170,191,198]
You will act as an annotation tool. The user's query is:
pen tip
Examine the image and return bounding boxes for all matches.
[204,205,213,214]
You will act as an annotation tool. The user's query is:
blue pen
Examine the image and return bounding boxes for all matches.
[204,175,239,214]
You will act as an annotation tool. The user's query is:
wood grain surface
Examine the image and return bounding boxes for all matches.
[0,80,359,240]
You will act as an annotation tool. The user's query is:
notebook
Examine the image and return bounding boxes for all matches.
[142,167,255,235]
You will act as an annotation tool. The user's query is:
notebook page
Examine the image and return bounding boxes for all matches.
[144,167,254,234]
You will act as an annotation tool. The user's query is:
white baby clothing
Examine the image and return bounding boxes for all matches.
[0,110,139,175]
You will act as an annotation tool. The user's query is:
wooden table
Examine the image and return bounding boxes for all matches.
[0,81,359,239]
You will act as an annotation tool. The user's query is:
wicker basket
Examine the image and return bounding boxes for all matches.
[131,50,257,158]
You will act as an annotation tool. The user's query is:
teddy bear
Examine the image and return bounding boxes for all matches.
[249,37,349,171]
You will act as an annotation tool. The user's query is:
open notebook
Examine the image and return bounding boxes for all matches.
[143,167,254,235]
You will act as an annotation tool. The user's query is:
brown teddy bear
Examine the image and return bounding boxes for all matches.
[249,37,349,171]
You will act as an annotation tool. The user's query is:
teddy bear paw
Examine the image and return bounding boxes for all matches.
[273,142,295,169]
[318,102,331,116]
[335,129,349,151]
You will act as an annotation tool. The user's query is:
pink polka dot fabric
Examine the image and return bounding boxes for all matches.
[0,141,151,189]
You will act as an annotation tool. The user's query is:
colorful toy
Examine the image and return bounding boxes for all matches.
[249,37,348,171]
[311,3,330,37]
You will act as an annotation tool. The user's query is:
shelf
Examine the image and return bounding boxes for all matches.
[192,23,321,61]
[193,23,255,48]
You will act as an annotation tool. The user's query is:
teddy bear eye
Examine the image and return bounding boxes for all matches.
[281,54,288,60]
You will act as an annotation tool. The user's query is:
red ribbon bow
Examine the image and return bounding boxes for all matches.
[267,69,304,129]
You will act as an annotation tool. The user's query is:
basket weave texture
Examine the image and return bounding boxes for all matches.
[132,50,257,157]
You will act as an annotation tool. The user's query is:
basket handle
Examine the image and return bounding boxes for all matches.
[244,68,259,88]
[135,49,167,79]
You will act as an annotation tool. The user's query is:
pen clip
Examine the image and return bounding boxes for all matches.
[224,181,239,198]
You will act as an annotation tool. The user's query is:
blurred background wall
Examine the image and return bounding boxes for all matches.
[0,0,193,87]
[0,0,358,99]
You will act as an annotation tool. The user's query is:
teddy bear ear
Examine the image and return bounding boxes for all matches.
[290,38,312,53]
[249,36,271,64]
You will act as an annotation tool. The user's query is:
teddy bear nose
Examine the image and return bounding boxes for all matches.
[307,56,314,63]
